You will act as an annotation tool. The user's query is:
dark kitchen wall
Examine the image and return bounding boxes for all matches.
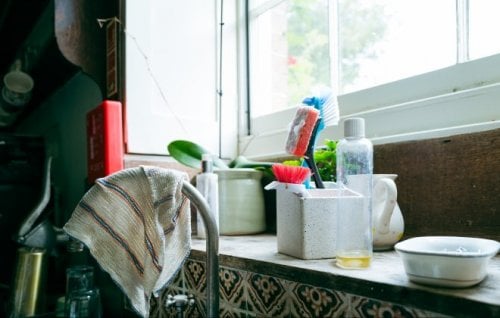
[17,72,102,224]
[11,0,121,223]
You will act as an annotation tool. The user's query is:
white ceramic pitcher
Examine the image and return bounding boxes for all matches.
[372,174,404,250]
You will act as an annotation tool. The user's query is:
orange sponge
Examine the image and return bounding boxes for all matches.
[285,106,320,156]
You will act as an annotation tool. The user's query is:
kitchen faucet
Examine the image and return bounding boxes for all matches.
[180,181,220,317]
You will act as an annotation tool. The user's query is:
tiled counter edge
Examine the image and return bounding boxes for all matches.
[152,235,499,317]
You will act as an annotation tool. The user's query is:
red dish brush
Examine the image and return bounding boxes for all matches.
[265,163,311,196]
[285,106,324,188]
[272,163,311,184]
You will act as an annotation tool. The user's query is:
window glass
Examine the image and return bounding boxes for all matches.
[249,0,330,117]
[244,0,500,159]
[469,0,500,60]
[125,0,222,156]
[249,0,456,116]
[339,0,456,94]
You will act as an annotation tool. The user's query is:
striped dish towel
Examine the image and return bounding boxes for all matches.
[63,166,191,317]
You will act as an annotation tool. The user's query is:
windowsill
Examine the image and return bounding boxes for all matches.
[123,151,500,316]
[190,234,500,317]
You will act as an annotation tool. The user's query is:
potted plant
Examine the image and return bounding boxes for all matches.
[167,140,275,235]
[167,140,274,171]
[285,139,337,184]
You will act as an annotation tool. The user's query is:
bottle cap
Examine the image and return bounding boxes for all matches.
[344,117,365,138]
[201,154,213,173]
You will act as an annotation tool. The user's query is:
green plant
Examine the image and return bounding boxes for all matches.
[314,139,337,182]
[167,140,275,176]
[286,139,337,182]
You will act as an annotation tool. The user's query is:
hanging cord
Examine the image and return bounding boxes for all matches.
[217,0,224,158]
[97,17,191,137]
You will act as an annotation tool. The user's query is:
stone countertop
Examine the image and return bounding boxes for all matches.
[191,234,500,317]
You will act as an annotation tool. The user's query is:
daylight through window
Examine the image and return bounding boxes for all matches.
[248,0,500,118]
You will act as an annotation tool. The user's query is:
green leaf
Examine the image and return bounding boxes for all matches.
[325,139,337,151]
[167,140,228,169]
[228,155,275,169]
[312,139,338,182]
[283,159,301,166]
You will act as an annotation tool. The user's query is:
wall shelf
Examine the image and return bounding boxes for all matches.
[0,0,118,131]
[0,0,80,130]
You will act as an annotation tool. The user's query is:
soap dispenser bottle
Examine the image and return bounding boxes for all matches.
[196,154,219,238]
[335,117,373,269]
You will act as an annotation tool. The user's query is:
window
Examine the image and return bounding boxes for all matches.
[242,0,500,160]
[125,0,240,159]
[124,1,500,160]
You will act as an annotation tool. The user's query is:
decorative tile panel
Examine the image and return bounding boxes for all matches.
[291,283,349,318]
[185,259,207,293]
[353,297,414,318]
[247,273,289,317]
[219,267,247,311]
[151,258,449,318]
[350,296,451,318]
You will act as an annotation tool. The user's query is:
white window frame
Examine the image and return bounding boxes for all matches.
[239,1,500,161]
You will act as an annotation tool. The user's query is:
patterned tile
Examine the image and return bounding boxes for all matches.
[149,294,162,317]
[145,292,185,318]
[290,282,349,317]
[169,267,185,289]
[151,258,454,318]
[219,303,248,318]
[183,300,204,318]
[219,267,247,311]
[185,259,207,294]
[247,273,289,317]
[350,296,448,318]
[149,268,185,317]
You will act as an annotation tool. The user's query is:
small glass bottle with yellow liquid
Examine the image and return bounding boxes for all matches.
[336,118,373,269]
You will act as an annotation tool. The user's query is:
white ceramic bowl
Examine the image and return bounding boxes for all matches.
[395,236,499,288]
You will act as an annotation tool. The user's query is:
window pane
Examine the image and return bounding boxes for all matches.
[469,0,500,60]
[249,0,330,118]
[338,0,456,94]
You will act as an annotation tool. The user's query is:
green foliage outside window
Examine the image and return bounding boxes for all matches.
[287,0,387,101]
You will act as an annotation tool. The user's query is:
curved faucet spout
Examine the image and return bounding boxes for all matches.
[181,181,219,317]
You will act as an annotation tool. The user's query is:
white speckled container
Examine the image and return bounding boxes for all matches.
[276,187,362,259]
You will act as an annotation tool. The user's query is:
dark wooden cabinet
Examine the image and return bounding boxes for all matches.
[0,0,119,130]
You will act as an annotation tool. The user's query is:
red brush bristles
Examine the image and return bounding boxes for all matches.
[285,106,320,157]
[272,163,311,184]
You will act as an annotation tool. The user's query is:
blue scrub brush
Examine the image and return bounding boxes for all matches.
[301,87,339,188]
